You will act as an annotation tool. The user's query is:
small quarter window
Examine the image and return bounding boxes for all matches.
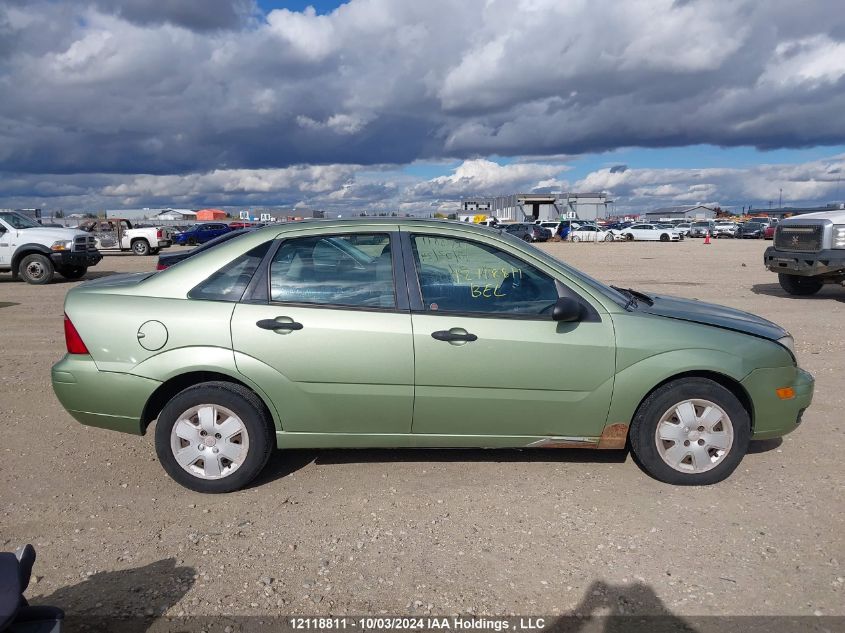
[188,242,271,302]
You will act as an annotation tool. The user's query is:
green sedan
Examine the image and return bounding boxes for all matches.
[52,219,813,492]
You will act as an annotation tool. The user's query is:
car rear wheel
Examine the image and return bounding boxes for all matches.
[154,382,275,493]
[625,233,634,241]
[131,239,150,256]
[188,237,197,246]
[629,378,750,485]
[572,235,581,242]
[18,253,54,285]
[778,273,823,296]
[660,233,670,242]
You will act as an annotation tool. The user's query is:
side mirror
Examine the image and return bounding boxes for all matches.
[552,297,583,322]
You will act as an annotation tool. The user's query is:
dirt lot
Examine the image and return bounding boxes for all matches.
[1,238,843,621]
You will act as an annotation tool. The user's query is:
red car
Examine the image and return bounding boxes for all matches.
[764,225,776,240]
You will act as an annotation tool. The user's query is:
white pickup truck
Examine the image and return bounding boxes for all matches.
[0,210,102,284]
[763,209,845,295]
[77,218,173,256]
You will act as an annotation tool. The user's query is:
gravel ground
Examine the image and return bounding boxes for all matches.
[0,238,843,620]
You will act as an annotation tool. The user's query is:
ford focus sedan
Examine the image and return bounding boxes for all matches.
[52,219,813,493]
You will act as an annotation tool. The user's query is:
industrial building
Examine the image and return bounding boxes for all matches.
[460,193,611,222]
[642,205,716,222]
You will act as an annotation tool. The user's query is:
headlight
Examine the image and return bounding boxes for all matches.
[833,225,845,249]
[51,240,73,251]
[777,335,795,353]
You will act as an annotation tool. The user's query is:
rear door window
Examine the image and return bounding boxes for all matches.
[269,234,396,309]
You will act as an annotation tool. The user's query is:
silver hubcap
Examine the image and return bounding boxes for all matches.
[654,399,733,473]
[170,404,249,480]
[27,261,45,278]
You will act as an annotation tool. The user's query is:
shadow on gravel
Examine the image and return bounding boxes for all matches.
[747,437,783,454]
[32,558,194,628]
[551,580,697,632]
[253,447,629,487]
[751,282,845,301]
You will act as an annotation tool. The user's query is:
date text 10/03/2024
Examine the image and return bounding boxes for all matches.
[289,617,547,631]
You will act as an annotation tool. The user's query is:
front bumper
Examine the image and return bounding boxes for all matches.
[741,366,814,439]
[52,354,160,435]
[764,246,845,277]
[50,250,103,268]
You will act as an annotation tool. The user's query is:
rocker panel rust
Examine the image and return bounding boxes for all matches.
[597,423,629,449]
[527,423,629,450]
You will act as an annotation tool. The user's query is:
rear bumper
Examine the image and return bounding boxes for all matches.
[50,250,102,268]
[157,239,172,248]
[742,366,814,439]
[764,246,845,277]
[51,355,160,435]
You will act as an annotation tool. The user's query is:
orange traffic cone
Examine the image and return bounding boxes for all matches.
[703,231,711,245]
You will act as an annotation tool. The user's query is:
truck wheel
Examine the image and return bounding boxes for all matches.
[131,239,151,256]
[629,377,750,485]
[778,273,823,296]
[58,266,87,280]
[19,253,55,285]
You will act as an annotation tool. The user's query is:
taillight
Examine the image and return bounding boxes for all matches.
[157,229,163,238]
[156,262,166,271]
[64,314,89,355]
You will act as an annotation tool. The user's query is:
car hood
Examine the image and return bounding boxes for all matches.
[638,294,787,340]
[14,227,88,241]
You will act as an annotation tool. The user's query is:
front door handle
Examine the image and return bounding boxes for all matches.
[256,318,304,332]
[431,329,477,343]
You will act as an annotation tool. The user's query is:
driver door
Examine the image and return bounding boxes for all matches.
[405,231,617,439]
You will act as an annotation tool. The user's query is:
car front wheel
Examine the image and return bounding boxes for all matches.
[629,378,750,485]
[154,381,275,493]
[58,266,87,280]
[778,273,823,296]
[19,253,54,284]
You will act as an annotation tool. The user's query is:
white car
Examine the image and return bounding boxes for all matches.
[570,225,615,242]
[618,223,683,242]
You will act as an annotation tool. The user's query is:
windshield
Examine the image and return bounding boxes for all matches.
[0,211,41,229]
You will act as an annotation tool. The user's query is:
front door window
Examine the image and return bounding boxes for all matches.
[410,235,558,316]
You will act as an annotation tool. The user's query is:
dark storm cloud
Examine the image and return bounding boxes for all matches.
[2,0,845,210]
[90,0,257,31]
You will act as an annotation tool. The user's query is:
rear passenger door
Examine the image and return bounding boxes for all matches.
[231,229,415,434]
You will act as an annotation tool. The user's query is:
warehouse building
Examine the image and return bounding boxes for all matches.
[642,205,716,222]
[460,192,611,222]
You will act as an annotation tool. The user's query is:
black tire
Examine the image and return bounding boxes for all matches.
[660,233,670,242]
[150,248,160,255]
[604,233,614,242]
[18,253,54,285]
[58,266,87,280]
[154,381,275,493]
[625,233,634,241]
[131,239,150,256]
[778,273,823,296]
[629,378,750,485]
[188,237,197,246]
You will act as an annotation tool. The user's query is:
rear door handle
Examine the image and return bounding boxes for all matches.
[256,318,303,332]
[431,329,477,343]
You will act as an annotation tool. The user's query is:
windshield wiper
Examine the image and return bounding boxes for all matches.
[611,285,654,309]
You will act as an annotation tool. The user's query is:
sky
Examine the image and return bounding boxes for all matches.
[2,0,845,214]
